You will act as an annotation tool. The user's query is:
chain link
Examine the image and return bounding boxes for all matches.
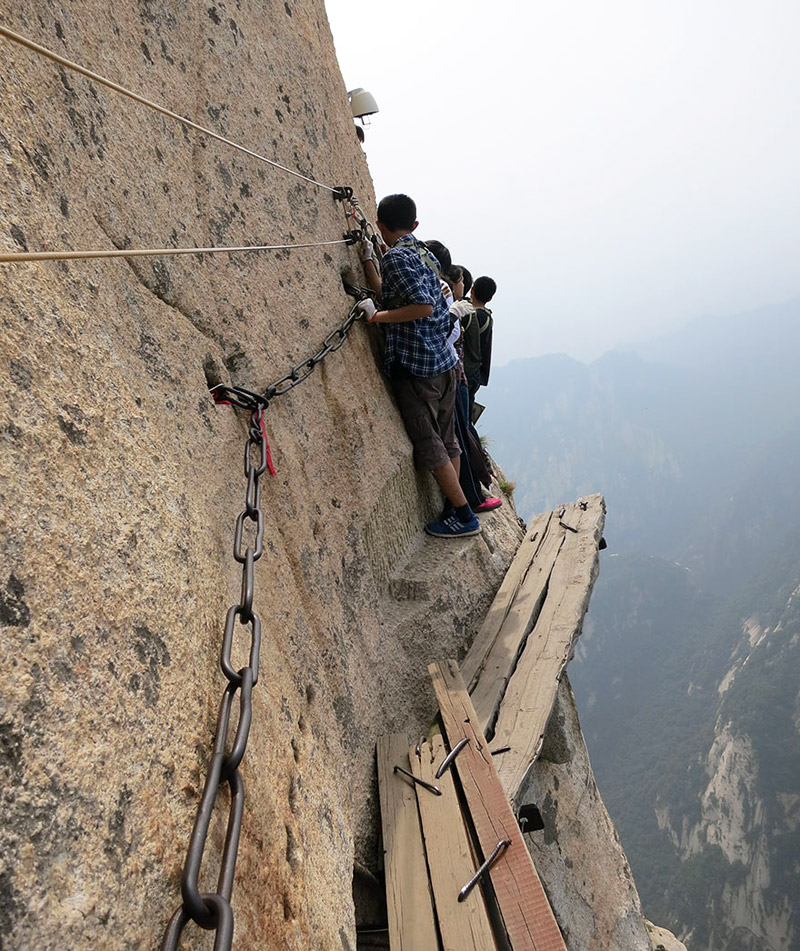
[162,405,268,951]
[262,300,365,402]
[209,297,368,413]
[166,296,373,947]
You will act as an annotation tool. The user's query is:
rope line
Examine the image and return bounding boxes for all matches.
[0,24,339,193]
[0,238,354,264]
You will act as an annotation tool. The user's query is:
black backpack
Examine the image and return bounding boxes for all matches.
[475,307,493,386]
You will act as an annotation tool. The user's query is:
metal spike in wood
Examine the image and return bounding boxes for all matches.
[376,735,439,951]
[429,659,567,951]
[410,736,498,950]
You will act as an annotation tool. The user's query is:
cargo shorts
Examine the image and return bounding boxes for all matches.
[392,366,461,471]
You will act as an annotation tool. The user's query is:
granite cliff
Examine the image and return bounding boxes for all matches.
[2,2,679,948]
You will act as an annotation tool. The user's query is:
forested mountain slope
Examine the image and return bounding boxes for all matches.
[481,299,800,950]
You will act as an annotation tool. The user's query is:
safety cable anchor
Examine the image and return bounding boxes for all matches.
[517,803,545,834]
[332,185,354,201]
[342,282,371,301]
[343,229,361,245]
[209,383,269,411]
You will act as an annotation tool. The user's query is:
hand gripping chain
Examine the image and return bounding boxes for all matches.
[162,406,267,951]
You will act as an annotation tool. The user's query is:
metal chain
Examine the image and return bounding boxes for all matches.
[164,296,371,946]
[264,299,366,400]
[162,406,267,951]
[338,192,384,265]
[209,296,369,410]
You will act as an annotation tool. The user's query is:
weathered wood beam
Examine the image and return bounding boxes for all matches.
[411,735,499,951]
[492,495,605,805]
[376,734,440,951]
[429,660,567,951]
[467,509,568,734]
[461,510,554,692]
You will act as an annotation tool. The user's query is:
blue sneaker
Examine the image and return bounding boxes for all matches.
[425,513,481,538]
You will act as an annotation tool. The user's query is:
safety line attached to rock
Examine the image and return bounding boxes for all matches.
[162,405,269,951]
[0,24,341,192]
[0,237,358,265]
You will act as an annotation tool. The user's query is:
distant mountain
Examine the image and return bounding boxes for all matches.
[481,297,800,949]
[571,543,800,950]
[482,296,800,593]
[623,295,800,375]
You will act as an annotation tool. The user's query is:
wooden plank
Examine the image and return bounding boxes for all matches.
[429,660,567,951]
[410,736,498,951]
[467,509,569,733]
[492,494,605,804]
[461,510,552,691]
[376,734,440,951]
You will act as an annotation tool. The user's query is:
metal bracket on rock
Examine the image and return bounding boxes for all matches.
[210,383,269,411]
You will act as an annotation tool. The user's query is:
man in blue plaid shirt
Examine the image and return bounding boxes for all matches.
[359,194,480,538]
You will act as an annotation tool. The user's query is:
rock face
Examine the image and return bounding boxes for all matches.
[0,4,523,948]
[653,588,800,951]
[2,3,663,950]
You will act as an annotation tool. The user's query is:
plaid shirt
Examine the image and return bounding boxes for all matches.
[380,235,457,377]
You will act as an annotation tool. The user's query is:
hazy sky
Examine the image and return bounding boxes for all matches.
[324,0,800,365]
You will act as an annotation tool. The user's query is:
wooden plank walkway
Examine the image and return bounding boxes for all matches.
[375,497,605,949]
[463,495,605,806]
[430,660,567,951]
[410,735,498,951]
[376,734,439,951]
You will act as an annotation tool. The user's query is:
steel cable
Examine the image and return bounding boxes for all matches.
[0,24,339,192]
[0,238,354,264]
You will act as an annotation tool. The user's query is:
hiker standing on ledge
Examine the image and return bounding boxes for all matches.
[458,276,496,419]
[357,193,480,539]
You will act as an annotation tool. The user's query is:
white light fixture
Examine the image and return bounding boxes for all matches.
[348,88,379,124]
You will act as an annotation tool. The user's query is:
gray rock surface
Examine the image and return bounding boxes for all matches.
[2,2,667,950]
[1,4,523,948]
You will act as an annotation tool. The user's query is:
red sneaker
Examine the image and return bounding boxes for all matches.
[475,496,502,512]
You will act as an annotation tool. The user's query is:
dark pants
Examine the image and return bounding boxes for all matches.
[453,383,484,508]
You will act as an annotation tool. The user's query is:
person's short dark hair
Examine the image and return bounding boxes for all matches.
[447,265,463,285]
[355,124,365,143]
[423,240,452,275]
[377,194,416,231]
[457,265,472,296]
[473,276,497,304]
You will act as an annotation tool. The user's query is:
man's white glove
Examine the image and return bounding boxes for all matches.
[356,299,377,323]
[357,236,374,263]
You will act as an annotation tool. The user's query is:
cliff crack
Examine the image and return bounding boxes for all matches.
[91,213,225,349]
